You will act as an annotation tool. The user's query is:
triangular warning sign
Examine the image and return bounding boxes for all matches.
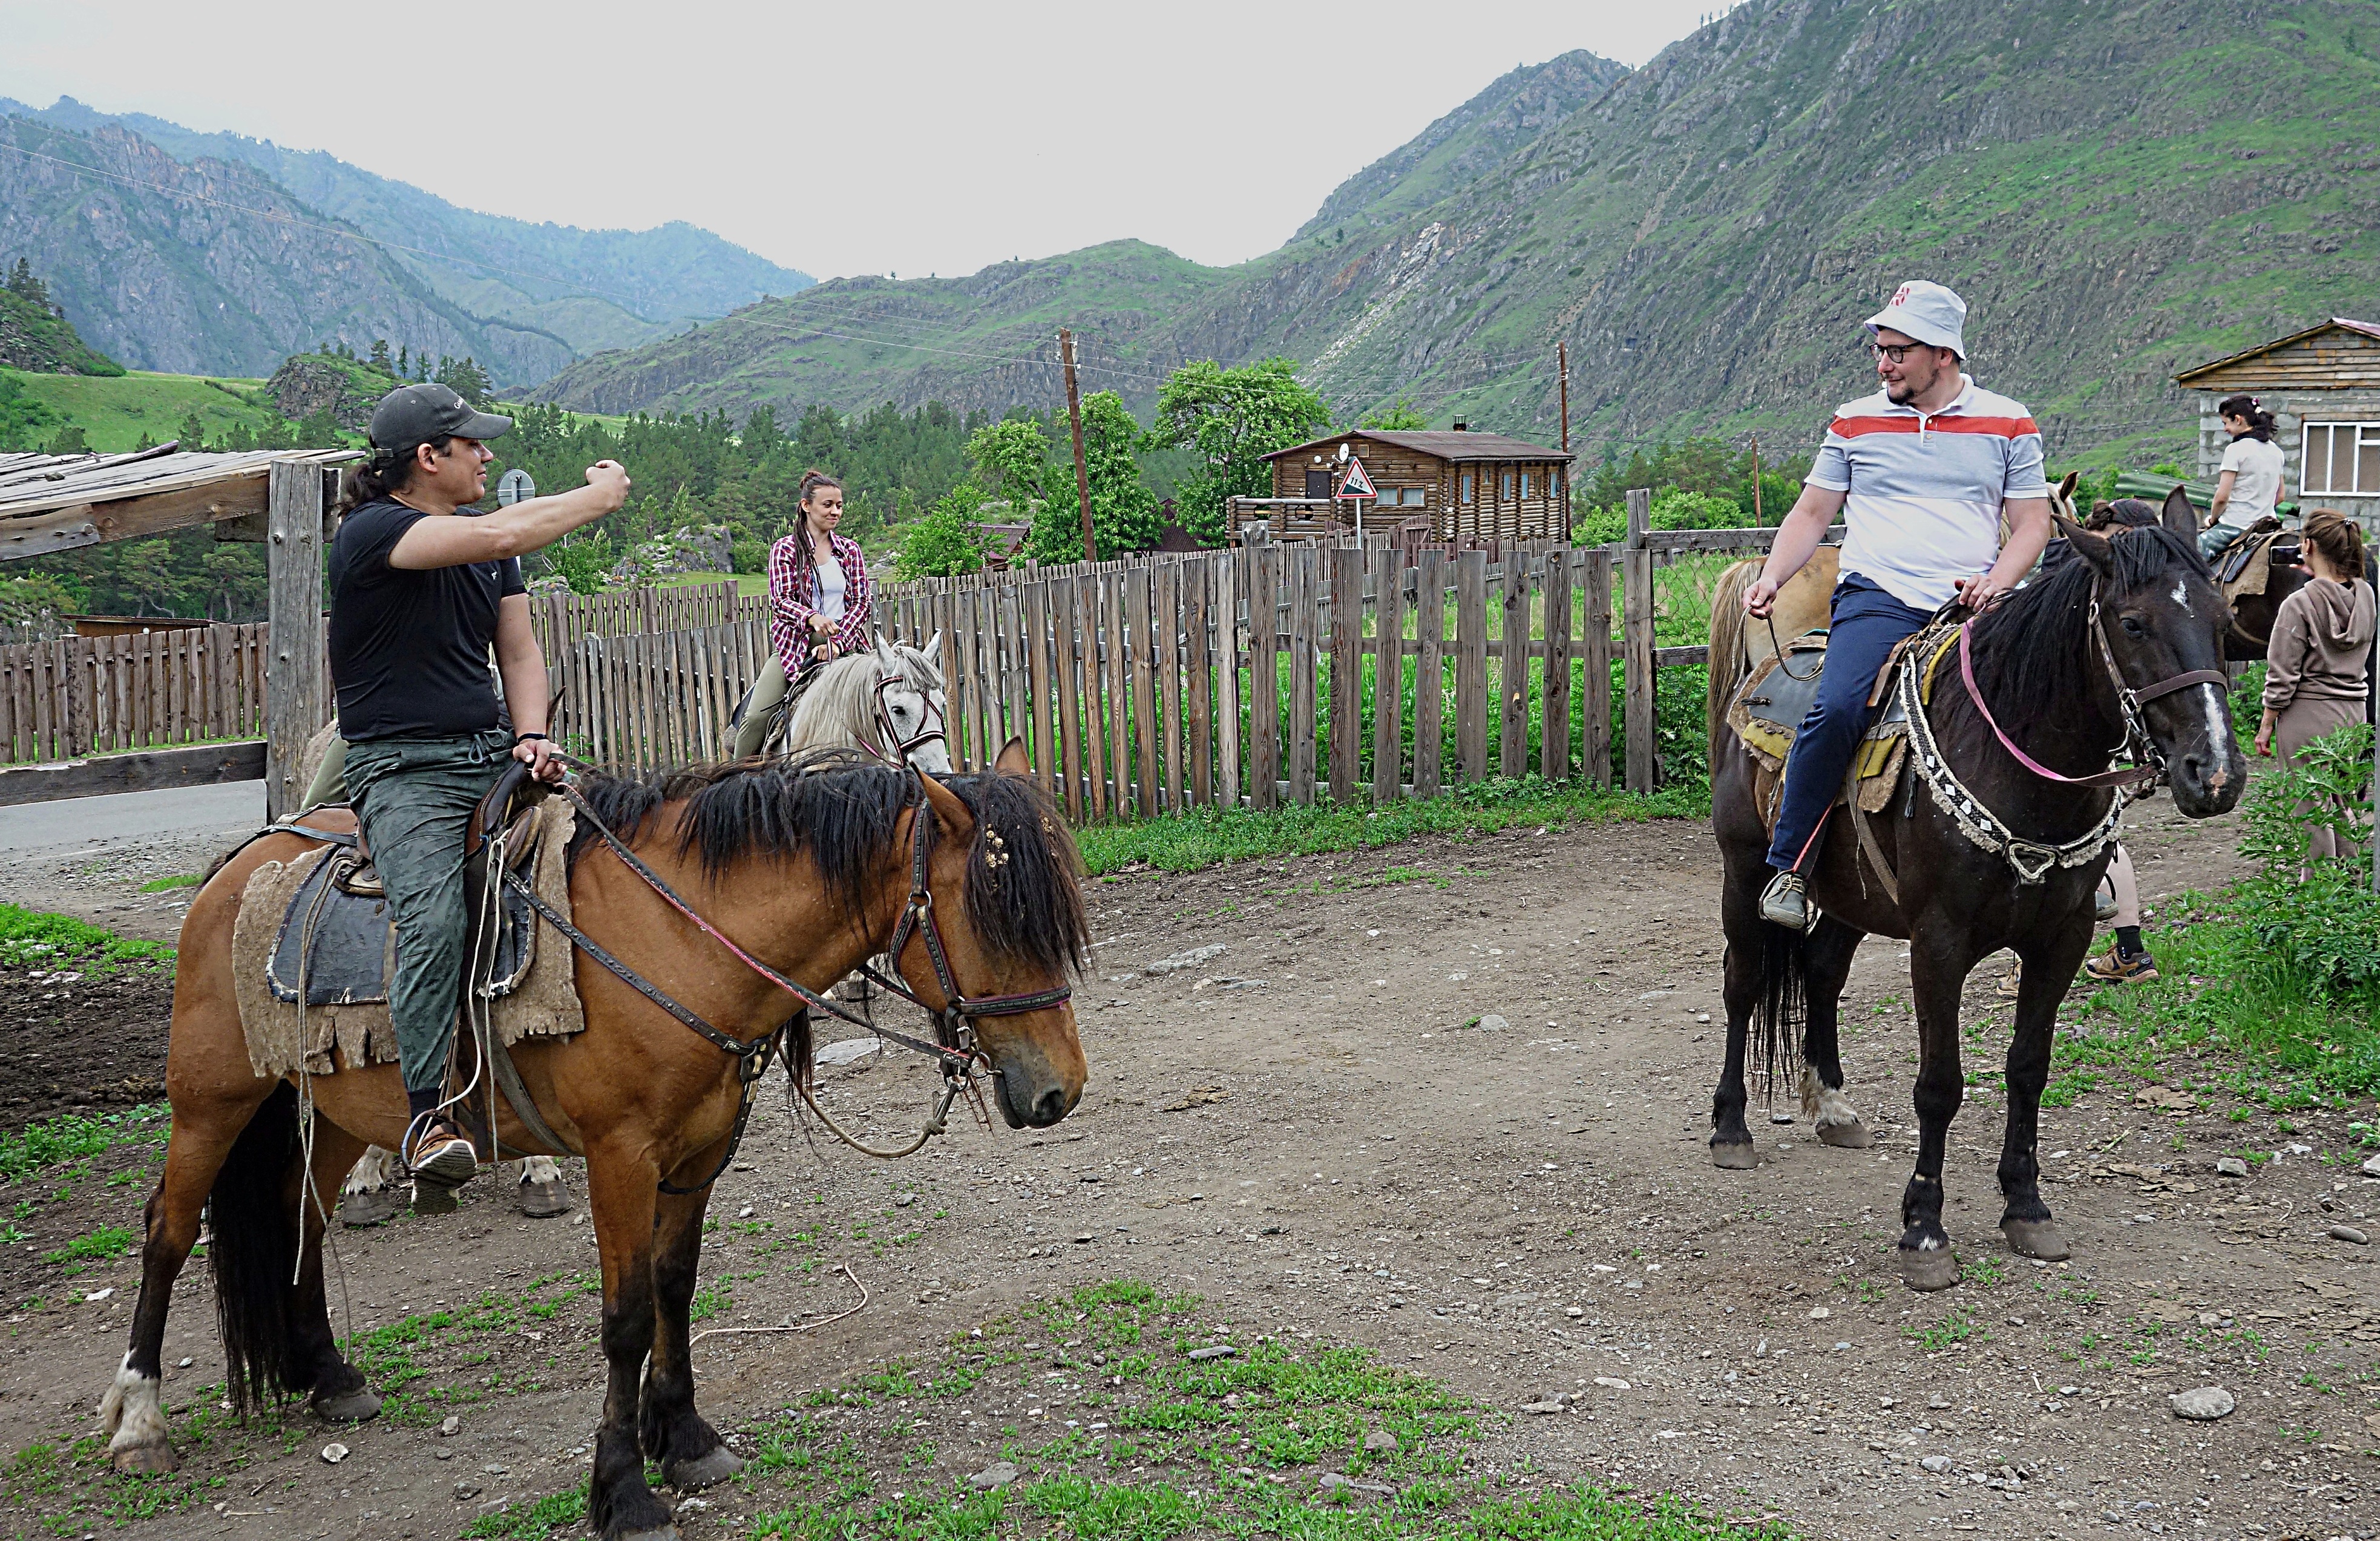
[1336,456,1377,499]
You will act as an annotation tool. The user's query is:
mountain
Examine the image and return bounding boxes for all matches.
[0,97,812,383]
[534,0,2380,470]
[1,267,120,375]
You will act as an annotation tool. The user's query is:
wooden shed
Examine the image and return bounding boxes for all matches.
[1244,427,1575,543]
[2175,318,2380,529]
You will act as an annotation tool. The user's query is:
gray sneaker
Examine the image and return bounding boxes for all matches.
[1759,870,1811,931]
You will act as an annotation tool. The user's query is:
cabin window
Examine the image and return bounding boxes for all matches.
[2302,421,2380,496]
[1461,473,1475,503]
[1501,471,1515,500]
[1383,488,1424,506]
[1520,473,1534,500]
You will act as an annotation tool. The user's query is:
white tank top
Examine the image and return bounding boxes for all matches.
[814,548,847,621]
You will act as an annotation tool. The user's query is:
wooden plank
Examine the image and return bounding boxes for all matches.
[1054,577,1087,820]
[1025,580,1055,794]
[1072,577,1106,820]
[1413,551,1445,798]
[1454,550,1488,784]
[951,587,980,771]
[1498,548,1529,779]
[1640,524,1843,555]
[1183,558,1213,808]
[1542,545,1572,780]
[1156,561,1186,815]
[1104,568,1131,817]
[1622,488,1657,793]
[1581,548,1614,786]
[1287,546,1318,805]
[1328,545,1362,805]
[0,739,266,806]
[997,583,1027,758]
[1126,568,1159,817]
[1655,646,1714,669]
[1248,546,1280,810]
[1369,546,1404,805]
[1214,552,1241,810]
[263,460,327,820]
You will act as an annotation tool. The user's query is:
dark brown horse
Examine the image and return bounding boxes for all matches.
[1705,494,2244,1289]
[2103,487,2310,663]
[100,745,1087,1541]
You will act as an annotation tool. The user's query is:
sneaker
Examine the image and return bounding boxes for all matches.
[1759,870,1811,931]
[1995,961,2023,999]
[2082,946,2160,985]
[402,1114,478,1189]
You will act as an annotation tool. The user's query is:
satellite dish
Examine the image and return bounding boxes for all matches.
[496,468,536,508]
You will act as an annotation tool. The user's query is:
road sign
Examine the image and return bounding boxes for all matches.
[1336,456,1377,500]
[496,468,536,508]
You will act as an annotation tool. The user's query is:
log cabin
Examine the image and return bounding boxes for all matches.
[1241,425,1576,543]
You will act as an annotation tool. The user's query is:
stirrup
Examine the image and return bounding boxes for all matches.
[401,1111,478,1189]
[1759,870,1811,931]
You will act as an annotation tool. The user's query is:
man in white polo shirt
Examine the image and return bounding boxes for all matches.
[1743,281,2053,929]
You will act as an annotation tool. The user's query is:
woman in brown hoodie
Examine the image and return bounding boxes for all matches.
[2254,509,2376,862]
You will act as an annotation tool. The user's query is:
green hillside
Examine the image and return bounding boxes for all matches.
[0,369,303,453]
[536,0,2380,473]
[0,269,120,377]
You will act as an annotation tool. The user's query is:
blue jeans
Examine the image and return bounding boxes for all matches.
[344,728,511,1093]
[1765,578,1931,872]
[2199,523,2245,562]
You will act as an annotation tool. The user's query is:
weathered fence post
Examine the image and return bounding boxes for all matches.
[1622,486,1656,794]
[263,461,330,820]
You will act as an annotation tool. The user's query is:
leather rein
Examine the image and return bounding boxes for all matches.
[505,762,1070,1191]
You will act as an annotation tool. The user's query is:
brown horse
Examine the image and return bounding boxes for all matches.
[100,745,1087,1541]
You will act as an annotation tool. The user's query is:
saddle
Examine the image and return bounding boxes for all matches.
[1726,626,1960,829]
[2214,518,2294,601]
[264,769,548,1009]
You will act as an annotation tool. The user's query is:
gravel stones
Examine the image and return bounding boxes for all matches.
[2329,1223,2369,1245]
[1919,1456,1953,1473]
[1187,1344,1236,1361]
[967,1461,1020,1491]
[2168,1386,2235,1421]
[1474,1013,1510,1032]
[319,1442,348,1464]
[1145,944,1227,975]
[2215,1157,2250,1178]
[2362,1153,2380,1177]
[1363,1428,1397,1451]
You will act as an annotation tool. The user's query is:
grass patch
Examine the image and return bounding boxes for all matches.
[0,1105,168,1185]
[1076,775,1704,876]
[463,1486,589,1540]
[0,903,176,973]
[43,1224,138,1266]
[588,1276,1795,1541]
[340,1271,601,1424]
[136,874,203,892]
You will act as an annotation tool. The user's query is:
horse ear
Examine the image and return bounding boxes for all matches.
[920,630,942,670]
[994,736,1029,776]
[2051,469,2080,522]
[2057,511,2117,577]
[917,771,975,842]
[2161,485,2198,543]
[874,633,900,667]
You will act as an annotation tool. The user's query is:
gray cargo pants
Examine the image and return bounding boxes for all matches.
[343,727,511,1094]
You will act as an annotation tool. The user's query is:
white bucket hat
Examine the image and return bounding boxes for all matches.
[1865,280,1967,359]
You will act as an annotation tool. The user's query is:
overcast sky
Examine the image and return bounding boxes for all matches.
[0,1,1722,281]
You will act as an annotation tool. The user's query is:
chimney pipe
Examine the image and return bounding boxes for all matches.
[1452,419,1469,432]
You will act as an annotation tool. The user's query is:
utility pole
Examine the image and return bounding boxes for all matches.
[1751,436,1763,526]
[1059,329,1096,562]
[1556,342,1570,453]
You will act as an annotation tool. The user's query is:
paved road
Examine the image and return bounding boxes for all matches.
[0,780,264,856]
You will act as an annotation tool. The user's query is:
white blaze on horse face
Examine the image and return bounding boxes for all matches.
[2170,580,2191,613]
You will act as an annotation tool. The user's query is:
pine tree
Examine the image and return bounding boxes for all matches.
[396,345,409,378]
[369,338,392,371]
[176,412,208,453]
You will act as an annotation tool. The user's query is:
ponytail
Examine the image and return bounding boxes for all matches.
[335,436,448,515]
[2301,508,2367,582]
[2217,394,2277,443]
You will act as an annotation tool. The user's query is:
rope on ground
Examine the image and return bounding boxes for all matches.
[795,1076,946,1159]
[688,1264,869,1349]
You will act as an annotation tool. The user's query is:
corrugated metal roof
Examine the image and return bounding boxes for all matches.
[1261,429,1575,465]
[2173,317,2380,387]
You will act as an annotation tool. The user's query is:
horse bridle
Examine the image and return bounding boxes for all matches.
[508,765,1070,1190]
[864,667,948,768]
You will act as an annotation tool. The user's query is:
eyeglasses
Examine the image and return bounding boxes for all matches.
[1869,342,1930,365]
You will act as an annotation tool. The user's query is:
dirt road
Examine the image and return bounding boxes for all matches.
[2,790,2374,1539]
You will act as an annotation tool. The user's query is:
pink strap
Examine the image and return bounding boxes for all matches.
[1957,625,2149,788]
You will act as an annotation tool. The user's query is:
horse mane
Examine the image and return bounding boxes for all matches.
[566,748,1087,977]
[1968,524,2208,726]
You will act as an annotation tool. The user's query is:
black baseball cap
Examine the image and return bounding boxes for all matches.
[367,383,511,465]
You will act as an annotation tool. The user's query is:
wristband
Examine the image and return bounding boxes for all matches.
[514,732,549,745]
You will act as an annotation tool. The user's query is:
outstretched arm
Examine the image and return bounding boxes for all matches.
[390,462,631,570]
[1742,485,1846,618]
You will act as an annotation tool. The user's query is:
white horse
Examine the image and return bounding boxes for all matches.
[781,633,951,772]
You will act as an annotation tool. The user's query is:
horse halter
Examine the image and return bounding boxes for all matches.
[864,667,947,768]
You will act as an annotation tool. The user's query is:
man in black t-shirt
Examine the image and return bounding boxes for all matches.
[328,382,628,1196]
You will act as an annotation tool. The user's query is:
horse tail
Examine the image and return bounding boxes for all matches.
[209,1081,313,1417]
[1756,920,1808,1099]
[1706,560,1758,770]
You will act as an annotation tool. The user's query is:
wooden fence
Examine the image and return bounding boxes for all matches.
[0,624,270,764]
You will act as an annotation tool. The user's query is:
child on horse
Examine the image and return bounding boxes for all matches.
[1740,281,2055,930]
[328,383,628,1194]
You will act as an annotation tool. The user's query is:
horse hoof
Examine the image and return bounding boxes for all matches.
[1897,1244,1961,1292]
[340,1187,404,1228]
[2002,1219,2071,1261]
[110,1439,177,1474]
[411,1180,459,1216]
[1815,1119,1874,1149]
[312,1387,382,1423]
[663,1446,744,1491]
[517,1179,571,1219]
[1710,1140,1759,1171]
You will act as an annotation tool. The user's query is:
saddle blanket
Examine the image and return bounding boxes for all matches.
[1726,627,1958,829]
[2215,523,2291,601]
[230,796,586,1081]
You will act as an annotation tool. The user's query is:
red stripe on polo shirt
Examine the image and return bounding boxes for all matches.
[1829,414,2040,439]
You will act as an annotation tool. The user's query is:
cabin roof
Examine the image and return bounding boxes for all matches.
[2174,318,2380,388]
[0,445,355,520]
[1262,429,1575,466]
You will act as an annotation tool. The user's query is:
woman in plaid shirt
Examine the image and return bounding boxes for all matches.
[767,469,874,676]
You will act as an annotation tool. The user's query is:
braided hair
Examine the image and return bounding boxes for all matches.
[792,468,844,571]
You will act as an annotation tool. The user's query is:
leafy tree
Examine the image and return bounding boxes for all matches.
[543,532,612,597]
[0,571,82,626]
[1026,392,1160,561]
[1149,358,1331,546]
[1359,397,1428,431]
[895,480,991,579]
[966,417,1054,505]
[0,372,61,452]
[42,424,88,456]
